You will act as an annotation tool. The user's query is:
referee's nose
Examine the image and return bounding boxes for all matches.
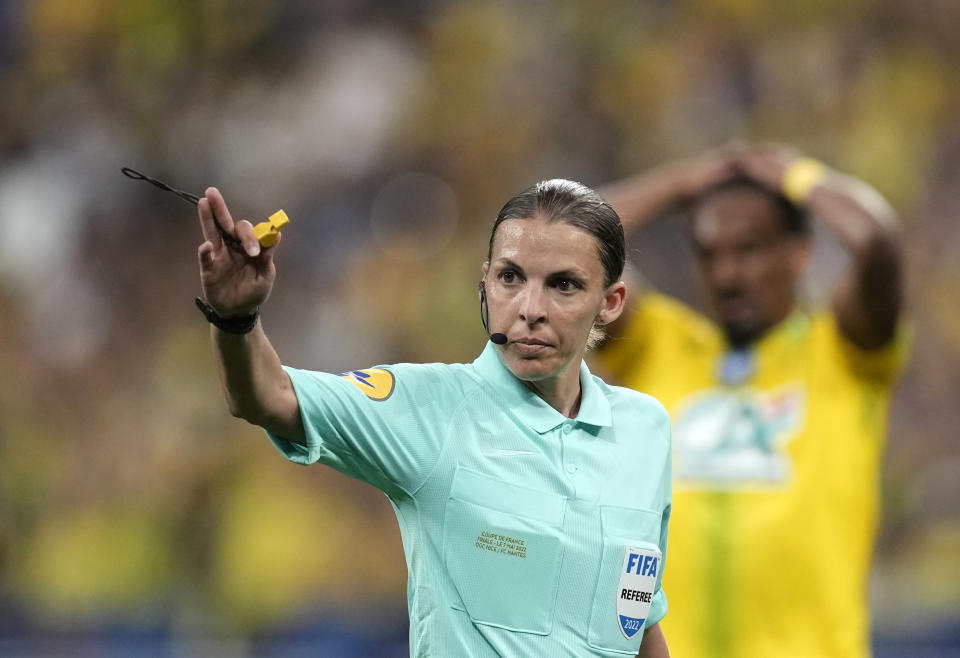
[517,284,548,327]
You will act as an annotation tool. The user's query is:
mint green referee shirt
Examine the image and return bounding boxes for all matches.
[267,342,672,657]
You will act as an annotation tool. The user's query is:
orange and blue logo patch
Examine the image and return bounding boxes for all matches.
[338,368,395,401]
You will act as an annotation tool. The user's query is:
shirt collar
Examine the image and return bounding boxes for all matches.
[472,342,612,433]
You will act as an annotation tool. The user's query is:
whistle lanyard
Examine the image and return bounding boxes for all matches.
[121,167,244,252]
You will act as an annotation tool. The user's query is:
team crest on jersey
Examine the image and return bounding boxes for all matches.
[337,369,395,401]
[673,384,804,487]
[616,547,659,639]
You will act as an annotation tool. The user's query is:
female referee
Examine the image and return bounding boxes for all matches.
[196,179,671,657]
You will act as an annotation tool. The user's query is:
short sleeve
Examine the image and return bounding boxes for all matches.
[646,502,671,627]
[266,362,465,496]
[646,418,672,628]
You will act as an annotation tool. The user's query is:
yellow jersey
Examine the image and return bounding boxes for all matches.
[596,293,908,658]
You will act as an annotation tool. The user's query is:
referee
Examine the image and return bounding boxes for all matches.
[195,179,672,657]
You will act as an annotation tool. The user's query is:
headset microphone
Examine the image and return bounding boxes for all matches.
[478,281,508,345]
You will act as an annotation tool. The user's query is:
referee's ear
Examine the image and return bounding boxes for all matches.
[596,280,627,326]
[480,261,490,299]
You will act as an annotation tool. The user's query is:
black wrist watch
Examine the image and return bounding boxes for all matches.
[194,297,260,335]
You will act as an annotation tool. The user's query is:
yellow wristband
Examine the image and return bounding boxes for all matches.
[782,157,828,205]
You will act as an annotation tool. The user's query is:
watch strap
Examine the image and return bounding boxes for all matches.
[194,297,259,334]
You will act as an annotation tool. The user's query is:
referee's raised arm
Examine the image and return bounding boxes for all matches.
[196,187,304,443]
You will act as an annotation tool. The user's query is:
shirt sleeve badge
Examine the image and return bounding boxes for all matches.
[617,546,660,639]
[337,368,396,401]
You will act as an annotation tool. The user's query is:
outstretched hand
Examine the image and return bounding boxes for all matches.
[197,187,279,318]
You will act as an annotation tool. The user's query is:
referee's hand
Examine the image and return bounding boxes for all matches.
[197,187,278,318]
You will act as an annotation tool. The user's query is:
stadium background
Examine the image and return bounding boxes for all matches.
[1,0,958,655]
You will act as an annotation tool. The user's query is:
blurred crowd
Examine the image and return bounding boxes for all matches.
[1,0,958,654]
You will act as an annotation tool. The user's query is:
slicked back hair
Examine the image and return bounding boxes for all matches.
[487,179,626,288]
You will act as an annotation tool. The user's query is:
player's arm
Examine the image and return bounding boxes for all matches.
[598,150,738,236]
[635,622,669,658]
[736,145,903,350]
[596,150,738,340]
[197,187,305,442]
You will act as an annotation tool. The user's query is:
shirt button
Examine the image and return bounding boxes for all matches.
[562,423,573,434]
[566,463,578,474]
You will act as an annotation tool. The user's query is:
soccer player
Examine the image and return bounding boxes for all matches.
[196,179,672,657]
[596,144,906,658]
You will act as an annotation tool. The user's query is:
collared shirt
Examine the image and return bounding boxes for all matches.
[268,342,672,657]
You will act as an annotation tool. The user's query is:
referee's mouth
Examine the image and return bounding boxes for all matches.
[512,338,552,356]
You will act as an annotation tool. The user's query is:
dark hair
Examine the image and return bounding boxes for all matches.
[487,179,625,287]
[694,175,810,235]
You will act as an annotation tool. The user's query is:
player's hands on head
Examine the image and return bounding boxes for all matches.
[197,187,278,318]
[731,142,803,192]
[671,146,739,200]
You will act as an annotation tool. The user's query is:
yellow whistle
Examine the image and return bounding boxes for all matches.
[253,210,290,247]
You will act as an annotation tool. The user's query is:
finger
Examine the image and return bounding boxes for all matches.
[260,231,281,263]
[704,147,739,168]
[235,220,261,257]
[197,198,221,246]
[252,231,280,275]
[730,147,759,168]
[198,240,220,274]
[755,142,798,164]
[205,187,236,233]
[258,230,281,256]
[712,158,739,180]
[730,157,760,183]
[197,240,215,262]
